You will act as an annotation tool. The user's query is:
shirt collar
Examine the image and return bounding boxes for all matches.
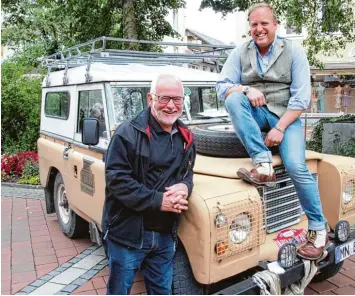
[253,35,278,56]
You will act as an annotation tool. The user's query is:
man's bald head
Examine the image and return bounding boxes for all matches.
[150,74,184,94]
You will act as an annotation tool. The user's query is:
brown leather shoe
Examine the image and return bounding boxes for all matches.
[237,168,276,187]
[297,230,330,260]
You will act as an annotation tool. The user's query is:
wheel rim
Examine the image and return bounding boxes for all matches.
[206,124,234,132]
[57,184,71,224]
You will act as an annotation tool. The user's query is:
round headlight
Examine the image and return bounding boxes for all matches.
[215,213,228,228]
[229,213,251,244]
[343,181,354,205]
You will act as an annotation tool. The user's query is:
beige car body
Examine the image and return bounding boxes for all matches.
[38,64,355,286]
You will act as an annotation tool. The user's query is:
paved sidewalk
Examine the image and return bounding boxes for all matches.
[1,195,145,295]
[2,193,355,295]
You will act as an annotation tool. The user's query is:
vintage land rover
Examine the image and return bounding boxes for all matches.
[38,37,355,294]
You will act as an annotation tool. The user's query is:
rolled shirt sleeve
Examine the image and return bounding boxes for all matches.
[287,43,311,110]
[216,46,242,100]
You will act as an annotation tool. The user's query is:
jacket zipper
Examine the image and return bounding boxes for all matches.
[103,212,119,240]
[132,122,148,249]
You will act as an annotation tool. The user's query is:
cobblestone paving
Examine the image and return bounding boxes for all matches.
[1,184,45,200]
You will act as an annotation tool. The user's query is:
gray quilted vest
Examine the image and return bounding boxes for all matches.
[240,37,293,117]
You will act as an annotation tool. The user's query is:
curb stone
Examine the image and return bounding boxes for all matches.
[1,182,43,189]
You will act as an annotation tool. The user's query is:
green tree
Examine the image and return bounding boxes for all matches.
[200,0,355,68]
[2,0,185,59]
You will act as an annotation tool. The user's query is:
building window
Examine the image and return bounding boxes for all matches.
[77,90,107,138]
[210,67,215,72]
[45,92,70,119]
[203,66,207,71]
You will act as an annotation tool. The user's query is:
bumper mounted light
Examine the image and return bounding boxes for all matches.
[278,243,297,268]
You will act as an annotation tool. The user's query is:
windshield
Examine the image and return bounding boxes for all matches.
[111,85,226,124]
[182,86,226,121]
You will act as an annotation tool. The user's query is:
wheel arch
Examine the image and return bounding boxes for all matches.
[44,166,60,214]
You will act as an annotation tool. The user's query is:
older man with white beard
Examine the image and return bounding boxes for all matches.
[102,74,196,295]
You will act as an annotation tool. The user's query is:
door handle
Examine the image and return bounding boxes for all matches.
[63,144,72,160]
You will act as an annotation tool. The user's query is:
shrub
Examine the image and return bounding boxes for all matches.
[18,158,41,185]
[21,159,40,178]
[333,135,355,158]
[1,60,42,154]
[306,114,355,156]
[1,151,39,178]
[18,175,41,185]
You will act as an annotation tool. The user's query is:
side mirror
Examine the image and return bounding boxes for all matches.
[82,118,100,146]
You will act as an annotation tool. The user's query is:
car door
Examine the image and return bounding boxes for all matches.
[66,83,109,227]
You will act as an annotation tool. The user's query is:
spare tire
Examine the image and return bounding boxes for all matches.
[193,124,277,158]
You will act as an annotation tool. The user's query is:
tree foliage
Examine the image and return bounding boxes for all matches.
[2,0,185,60]
[200,0,355,68]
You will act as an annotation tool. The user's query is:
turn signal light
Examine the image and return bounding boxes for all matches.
[215,240,229,256]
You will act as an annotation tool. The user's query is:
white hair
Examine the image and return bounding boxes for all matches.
[150,74,184,94]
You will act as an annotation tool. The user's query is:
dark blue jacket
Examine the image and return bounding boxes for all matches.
[102,108,196,248]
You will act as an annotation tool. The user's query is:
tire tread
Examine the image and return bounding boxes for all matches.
[173,243,203,295]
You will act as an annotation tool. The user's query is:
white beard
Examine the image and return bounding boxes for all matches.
[152,100,182,126]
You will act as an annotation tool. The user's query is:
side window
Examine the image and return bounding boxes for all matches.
[77,90,107,138]
[45,92,70,119]
[111,87,146,123]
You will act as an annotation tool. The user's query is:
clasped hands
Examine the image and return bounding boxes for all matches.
[246,88,284,147]
[161,183,189,214]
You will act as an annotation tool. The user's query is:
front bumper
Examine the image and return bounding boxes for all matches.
[215,230,355,295]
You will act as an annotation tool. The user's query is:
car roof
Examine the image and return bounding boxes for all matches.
[42,63,218,87]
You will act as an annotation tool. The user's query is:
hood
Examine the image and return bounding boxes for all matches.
[193,150,324,179]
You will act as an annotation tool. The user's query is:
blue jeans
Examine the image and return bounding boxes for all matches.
[225,92,327,231]
[106,231,175,295]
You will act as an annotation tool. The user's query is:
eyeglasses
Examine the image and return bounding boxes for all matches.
[152,94,184,105]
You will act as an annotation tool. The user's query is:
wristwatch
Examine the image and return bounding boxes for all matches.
[242,85,250,95]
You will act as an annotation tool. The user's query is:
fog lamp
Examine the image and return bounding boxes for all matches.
[229,213,251,244]
[215,240,228,256]
[343,181,354,205]
[278,243,297,268]
[335,220,350,242]
[215,213,228,228]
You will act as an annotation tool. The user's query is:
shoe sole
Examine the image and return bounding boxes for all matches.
[237,170,276,188]
[296,242,331,260]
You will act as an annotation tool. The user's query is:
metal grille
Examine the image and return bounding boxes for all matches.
[214,198,265,262]
[258,166,318,233]
[342,173,355,212]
